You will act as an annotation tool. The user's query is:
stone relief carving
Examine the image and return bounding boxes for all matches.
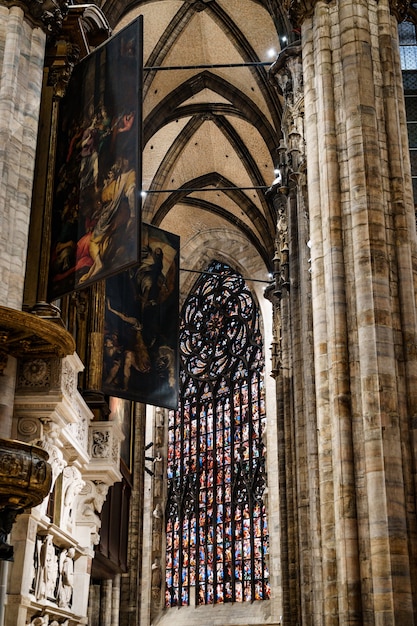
[265,43,307,380]
[61,358,77,398]
[34,535,58,601]
[77,481,108,521]
[91,430,110,458]
[18,359,50,389]
[61,466,85,532]
[65,413,89,452]
[33,534,76,616]
[18,417,41,441]
[112,437,119,464]
[30,435,66,516]
[76,480,109,545]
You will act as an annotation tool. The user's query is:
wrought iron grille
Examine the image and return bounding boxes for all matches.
[165,261,270,607]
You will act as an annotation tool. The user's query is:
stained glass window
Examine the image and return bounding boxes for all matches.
[165,261,270,607]
[399,12,417,206]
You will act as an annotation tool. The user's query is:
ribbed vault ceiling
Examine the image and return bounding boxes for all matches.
[97,0,291,291]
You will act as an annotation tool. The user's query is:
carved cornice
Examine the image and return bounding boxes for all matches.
[269,42,302,97]
[86,421,123,484]
[0,305,75,375]
[283,0,410,27]
[4,0,69,36]
[282,0,319,28]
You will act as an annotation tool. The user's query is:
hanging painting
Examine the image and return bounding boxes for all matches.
[103,223,180,409]
[48,17,143,300]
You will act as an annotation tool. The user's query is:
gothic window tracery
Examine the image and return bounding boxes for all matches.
[165,261,270,607]
[400,8,417,205]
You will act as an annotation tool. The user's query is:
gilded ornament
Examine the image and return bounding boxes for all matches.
[0,439,52,510]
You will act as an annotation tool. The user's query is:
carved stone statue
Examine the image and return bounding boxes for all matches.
[153,452,163,497]
[152,503,163,551]
[35,534,58,601]
[58,547,75,608]
[151,556,162,589]
[155,408,164,446]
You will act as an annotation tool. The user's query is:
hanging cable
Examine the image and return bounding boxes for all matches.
[144,61,273,71]
[142,186,269,194]
[181,268,272,284]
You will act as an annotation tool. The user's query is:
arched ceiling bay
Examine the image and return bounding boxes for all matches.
[98,0,290,286]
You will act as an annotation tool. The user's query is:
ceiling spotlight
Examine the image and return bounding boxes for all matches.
[267,48,276,59]
[281,36,287,43]
[141,190,147,198]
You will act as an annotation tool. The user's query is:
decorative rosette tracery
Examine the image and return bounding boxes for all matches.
[180,262,263,380]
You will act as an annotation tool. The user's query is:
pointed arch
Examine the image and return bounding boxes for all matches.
[165,261,270,607]
[148,171,275,265]
[143,70,281,150]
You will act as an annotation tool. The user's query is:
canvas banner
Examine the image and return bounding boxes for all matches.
[48,17,143,299]
[103,223,180,410]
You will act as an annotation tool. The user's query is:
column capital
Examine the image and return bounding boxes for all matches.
[283,0,322,28]
[284,0,410,27]
[388,0,410,21]
[3,0,69,36]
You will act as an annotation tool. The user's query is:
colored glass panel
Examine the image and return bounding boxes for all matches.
[165,262,270,607]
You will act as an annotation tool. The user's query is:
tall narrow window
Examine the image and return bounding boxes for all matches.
[165,261,270,607]
[399,10,417,205]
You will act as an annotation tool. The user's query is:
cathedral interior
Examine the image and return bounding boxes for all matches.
[1,0,417,625]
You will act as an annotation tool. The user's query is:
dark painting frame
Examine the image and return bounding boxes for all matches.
[103,223,180,410]
[109,397,134,472]
[48,17,143,300]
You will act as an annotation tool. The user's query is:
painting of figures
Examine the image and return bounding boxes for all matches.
[103,223,180,409]
[48,18,142,299]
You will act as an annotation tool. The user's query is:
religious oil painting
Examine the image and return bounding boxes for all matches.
[103,223,180,409]
[48,18,143,300]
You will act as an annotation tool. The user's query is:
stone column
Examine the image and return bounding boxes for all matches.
[120,403,146,626]
[287,0,417,623]
[269,42,322,625]
[101,579,113,626]
[0,0,67,438]
[111,574,121,626]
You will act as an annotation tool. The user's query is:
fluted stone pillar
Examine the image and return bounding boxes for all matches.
[0,5,45,310]
[101,579,113,626]
[0,0,67,438]
[285,0,417,623]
